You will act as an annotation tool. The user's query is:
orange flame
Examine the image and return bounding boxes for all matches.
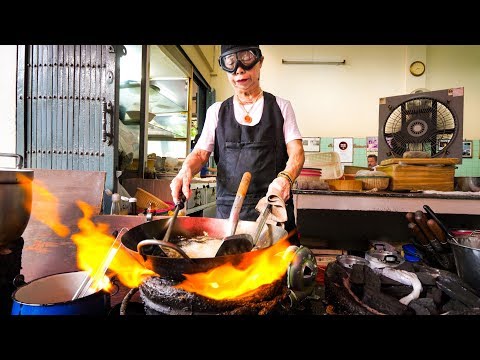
[19,174,70,238]
[72,200,155,290]
[175,237,295,300]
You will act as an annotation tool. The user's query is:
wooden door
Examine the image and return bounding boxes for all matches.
[16,45,124,213]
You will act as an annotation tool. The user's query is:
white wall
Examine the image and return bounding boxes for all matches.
[0,45,17,167]
[212,45,480,139]
[426,45,480,138]
[181,45,216,84]
[1,45,479,165]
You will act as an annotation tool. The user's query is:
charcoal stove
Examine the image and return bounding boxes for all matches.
[120,245,323,315]
[0,238,23,315]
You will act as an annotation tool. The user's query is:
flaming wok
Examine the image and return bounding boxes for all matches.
[121,217,288,280]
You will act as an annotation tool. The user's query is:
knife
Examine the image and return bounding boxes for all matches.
[414,210,445,253]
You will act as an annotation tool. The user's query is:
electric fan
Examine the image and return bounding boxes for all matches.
[378,87,464,163]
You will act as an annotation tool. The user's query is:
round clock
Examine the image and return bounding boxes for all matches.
[409,60,425,76]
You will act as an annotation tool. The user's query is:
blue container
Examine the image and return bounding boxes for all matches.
[402,244,422,263]
[11,271,111,315]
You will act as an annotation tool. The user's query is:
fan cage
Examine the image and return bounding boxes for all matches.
[383,97,456,157]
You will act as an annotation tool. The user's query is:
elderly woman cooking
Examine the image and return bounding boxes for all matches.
[170,45,305,244]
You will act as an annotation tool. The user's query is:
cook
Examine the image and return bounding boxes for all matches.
[170,45,305,244]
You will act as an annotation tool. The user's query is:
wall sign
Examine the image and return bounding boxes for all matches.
[463,140,473,158]
[302,137,321,152]
[333,137,353,163]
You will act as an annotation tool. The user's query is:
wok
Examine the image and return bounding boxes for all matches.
[121,217,288,280]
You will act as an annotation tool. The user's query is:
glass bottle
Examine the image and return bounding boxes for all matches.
[110,193,122,215]
[128,197,137,215]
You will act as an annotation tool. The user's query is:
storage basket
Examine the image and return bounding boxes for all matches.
[355,176,390,190]
[355,170,390,190]
[326,179,363,191]
[303,151,343,180]
[134,187,171,210]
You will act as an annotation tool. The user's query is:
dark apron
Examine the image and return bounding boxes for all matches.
[213,92,297,240]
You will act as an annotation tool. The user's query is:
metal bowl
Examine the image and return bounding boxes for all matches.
[336,255,370,269]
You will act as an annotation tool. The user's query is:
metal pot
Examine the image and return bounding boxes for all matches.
[454,177,480,192]
[121,216,288,280]
[448,231,480,291]
[11,271,111,315]
[0,153,34,248]
[365,243,404,269]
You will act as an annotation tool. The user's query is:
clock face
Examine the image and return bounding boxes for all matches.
[410,61,425,76]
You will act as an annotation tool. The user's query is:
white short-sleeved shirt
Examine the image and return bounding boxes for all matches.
[194,95,302,153]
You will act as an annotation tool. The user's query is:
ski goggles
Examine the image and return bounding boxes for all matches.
[218,48,262,73]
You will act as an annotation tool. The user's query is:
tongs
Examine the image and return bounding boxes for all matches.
[72,227,129,300]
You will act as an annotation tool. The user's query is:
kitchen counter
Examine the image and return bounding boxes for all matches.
[293,189,480,214]
[123,177,217,216]
[293,189,480,251]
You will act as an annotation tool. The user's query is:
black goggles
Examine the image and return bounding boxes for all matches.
[218,48,262,73]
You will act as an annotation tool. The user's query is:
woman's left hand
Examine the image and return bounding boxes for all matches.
[267,176,291,202]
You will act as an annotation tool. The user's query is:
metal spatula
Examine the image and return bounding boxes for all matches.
[215,172,254,257]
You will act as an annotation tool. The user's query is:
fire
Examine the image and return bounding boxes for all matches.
[175,237,295,300]
[72,200,155,290]
[19,174,70,237]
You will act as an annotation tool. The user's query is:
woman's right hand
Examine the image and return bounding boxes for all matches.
[170,167,193,204]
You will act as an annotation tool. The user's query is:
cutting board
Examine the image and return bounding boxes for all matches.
[380,158,460,166]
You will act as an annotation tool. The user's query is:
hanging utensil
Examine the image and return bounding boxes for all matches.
[72,227,128,301]
[163,194,186,243]
[155,194,187,257]
[252,203,272,250]
[215,172,254,257]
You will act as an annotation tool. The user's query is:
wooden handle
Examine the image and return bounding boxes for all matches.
[415,210,445,252]
[236,172,252,197]
[408,222,429,245]
[423,205,454,240]
[415,210,435,241]
[427,219,448,244]
[406,212,416,224]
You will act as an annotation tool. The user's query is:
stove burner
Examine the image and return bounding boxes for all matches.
[116,245,325,315]
[139,276,289,315]
[0,238,24,315]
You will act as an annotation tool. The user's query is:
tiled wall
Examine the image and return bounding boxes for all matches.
[318,138,480,176]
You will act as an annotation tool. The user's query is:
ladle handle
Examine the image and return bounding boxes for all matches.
[227,172,251,236]
[252,204,271,247]
[137,239,194,263]
[162,194,186,243]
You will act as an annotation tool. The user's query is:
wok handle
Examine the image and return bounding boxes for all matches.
[137,239,194,263]
[0,153,24,169]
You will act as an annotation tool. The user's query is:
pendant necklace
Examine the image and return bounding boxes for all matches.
[237,91,263,123]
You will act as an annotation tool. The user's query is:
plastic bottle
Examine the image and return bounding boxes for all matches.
[128,197,137,215]
[110,193,122,215]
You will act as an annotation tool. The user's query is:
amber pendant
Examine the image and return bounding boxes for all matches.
[244,114,252,123]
